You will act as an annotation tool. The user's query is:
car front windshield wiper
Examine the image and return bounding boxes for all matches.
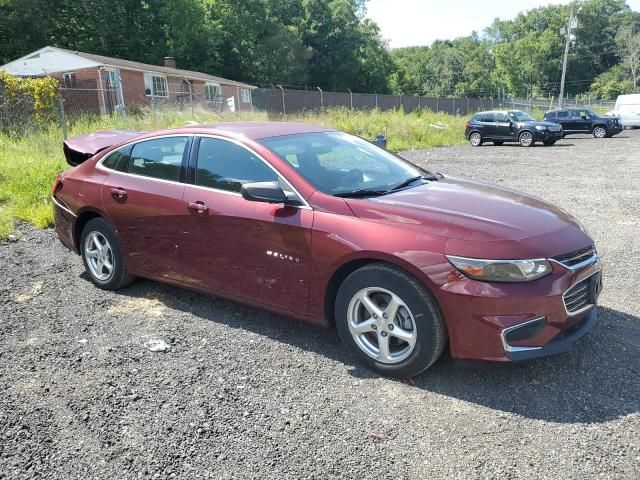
[388,175,426,193]
[333,189,388,198]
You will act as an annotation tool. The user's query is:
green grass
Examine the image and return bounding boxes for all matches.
[0,107,467,239]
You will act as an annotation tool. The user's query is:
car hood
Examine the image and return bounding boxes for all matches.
[345,175,583,242]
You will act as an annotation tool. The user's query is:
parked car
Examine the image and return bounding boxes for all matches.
[543,108,622,138]
[465,110,563,147]
[613,94,640,128]
[53,122,602,377]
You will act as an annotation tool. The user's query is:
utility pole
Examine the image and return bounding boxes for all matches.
[559,4,580,108]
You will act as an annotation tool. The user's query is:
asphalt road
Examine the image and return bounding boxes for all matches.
[1,130,639,479]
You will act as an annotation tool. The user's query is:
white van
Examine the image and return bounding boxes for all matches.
[614,94,640,128]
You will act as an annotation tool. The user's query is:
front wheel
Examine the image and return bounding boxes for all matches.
[519,131,535,147]
[335,263,447,378]
[80,217,135,290]
[469,132,483,147]
[543,140,556,146]
[593,126,607,138]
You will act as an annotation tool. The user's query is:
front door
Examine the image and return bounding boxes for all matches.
[179,136,313,315]
[571,109,591,132]
[493,112,515,140]
[101,135,191,277]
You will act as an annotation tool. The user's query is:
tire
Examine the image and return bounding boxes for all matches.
[335,263,447,378]
[469,132,483,147]
[80,217,135,290]
[593,126,607,138]
[493,141,504,146]
[518,131,535,147]
[543,140,556,146]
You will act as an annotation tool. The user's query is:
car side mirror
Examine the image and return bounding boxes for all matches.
[241,181,289,204]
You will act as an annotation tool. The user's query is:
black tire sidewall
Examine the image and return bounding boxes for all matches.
[335,264,445,378]
[80,218,129,290]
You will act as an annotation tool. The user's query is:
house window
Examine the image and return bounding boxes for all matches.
[241,88,251,103]
[63,72,76,88]
[144,73,169,97]
[205,83,221,102]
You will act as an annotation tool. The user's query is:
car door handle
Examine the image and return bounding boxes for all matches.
[188,201,209,214]
[111,188,127,200]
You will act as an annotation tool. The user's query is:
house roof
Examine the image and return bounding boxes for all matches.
[1,46,256,89]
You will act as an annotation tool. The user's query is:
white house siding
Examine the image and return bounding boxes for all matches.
[0,47,101,76]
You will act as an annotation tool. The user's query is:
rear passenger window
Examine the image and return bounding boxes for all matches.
[481,113,495,122]
[102,148,129,172]
[195,138,277,193]
[128,137,188,181]
[557,111,569,118]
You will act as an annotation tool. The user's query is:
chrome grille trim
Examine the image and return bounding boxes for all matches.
[551,245,598,271]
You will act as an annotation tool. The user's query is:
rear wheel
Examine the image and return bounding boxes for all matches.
[593,126,607,138]
[493,141,504,146]
[80,218,135,290]
[519,131,535,147]
[469,132,483,147]
[543,139,556,146]
[335,263,447,378]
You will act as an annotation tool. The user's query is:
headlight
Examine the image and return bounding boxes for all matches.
[535,125,547,131]
[446,255,552,282]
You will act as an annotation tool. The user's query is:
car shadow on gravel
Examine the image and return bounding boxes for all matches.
[115,281,639,425]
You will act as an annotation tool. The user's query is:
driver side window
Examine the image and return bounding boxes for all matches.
[195,137,278,193]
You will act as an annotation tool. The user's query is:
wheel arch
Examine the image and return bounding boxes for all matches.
[72,208,110,254]
[323,252,443,327]
[467,129,482,139]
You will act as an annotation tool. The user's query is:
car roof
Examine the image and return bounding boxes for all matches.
[141,121,337,141]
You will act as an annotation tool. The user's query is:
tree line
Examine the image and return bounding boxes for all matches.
[1,0,639,99]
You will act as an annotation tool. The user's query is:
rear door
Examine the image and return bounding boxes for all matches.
[555,110,571,131]
[100,135,191,277]
[179,136,313,315]
[479,112,496,139]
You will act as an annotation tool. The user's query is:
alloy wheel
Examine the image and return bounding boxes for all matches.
[593,127,606,138]
[84,231,114,281]
[519,131,533,146]
[469,133,482,146]
[347,287,417,364]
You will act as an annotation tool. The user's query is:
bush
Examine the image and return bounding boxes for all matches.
[0,71,58,134]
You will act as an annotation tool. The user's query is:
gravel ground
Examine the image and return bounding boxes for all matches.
[1,131,639,479]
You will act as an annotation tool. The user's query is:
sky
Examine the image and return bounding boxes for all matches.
[366,0,640,48]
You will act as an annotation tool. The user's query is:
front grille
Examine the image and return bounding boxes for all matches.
[563,273,601,314]
[553,245,595,268]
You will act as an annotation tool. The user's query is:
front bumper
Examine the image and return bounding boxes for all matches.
[534,129,563,141]
[606,125,623,136]
[433,243,602,363]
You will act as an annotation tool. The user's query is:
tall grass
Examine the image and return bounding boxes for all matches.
[0,107,467,239]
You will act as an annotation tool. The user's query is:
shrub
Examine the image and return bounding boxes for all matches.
[0,71,58,134]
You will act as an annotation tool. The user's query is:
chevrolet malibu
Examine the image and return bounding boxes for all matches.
[53,122,602,377]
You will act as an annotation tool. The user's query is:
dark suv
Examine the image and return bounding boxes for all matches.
[543,108,622,138]
[465,110,563,147]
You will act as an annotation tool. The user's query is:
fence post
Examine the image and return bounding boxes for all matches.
[276,84,286,115]
[187,79,194,119]
[317,86,323,109]
[375,93,378,109]
[418,95,421,108]
[115,66,126,119]
[453,97,456,115]
[150,72,156,122]
[436,97,439,112]
[348,89,353,110]
[58,95,67,141]
[491,97,494,109]
[466,97,469,115]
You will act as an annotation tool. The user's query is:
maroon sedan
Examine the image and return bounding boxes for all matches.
[53,122,602,377]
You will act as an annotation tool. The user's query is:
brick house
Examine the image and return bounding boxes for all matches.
[1,46,256,115]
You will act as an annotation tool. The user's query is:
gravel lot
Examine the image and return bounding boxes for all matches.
[1,130,639,479]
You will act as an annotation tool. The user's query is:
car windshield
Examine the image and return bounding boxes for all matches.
[259,131,430,197]
[508,111,535,122]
